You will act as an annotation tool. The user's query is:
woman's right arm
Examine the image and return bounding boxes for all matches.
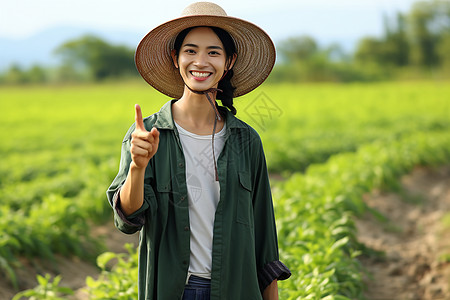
[119,104,160,216]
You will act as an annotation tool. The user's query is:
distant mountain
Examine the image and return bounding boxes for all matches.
[0,26,144,71]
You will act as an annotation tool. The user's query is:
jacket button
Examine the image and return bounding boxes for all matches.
[180,196,186,201]
[179,163,184,168]
[184,226,189,231]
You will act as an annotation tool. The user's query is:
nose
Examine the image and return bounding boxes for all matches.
[193,52,208,68]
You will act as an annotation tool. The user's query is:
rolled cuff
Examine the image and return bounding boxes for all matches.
[258,260,291,293]
[112,188,145,233]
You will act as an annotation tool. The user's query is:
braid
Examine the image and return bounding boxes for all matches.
[217,69,237,115]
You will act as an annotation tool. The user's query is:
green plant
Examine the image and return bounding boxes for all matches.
[12,274,74,300]
[84,243,139,299]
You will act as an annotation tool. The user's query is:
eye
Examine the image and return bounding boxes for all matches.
[209,50,221,56]
[184,49,196,54]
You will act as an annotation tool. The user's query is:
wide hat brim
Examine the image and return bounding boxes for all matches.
[135,14,276,98]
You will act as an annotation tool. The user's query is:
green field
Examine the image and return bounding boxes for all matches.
[1,80,449,299]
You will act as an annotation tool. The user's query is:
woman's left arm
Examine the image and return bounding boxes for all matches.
[249,132,290,296]
[263,280,278,300]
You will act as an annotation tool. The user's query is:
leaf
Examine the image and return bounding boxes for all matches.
[97,252,118,270]
[36,274,49,287]
[0,256,18,290]
[56,287,75,295]
[330,237,349,251]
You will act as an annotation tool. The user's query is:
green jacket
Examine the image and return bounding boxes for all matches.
[107,100,290,300]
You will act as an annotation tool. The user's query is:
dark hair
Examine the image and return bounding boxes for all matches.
[173,26,237,115]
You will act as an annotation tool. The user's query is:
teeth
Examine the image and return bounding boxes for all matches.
[191,71,211,78]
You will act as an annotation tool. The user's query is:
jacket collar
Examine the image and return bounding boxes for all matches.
[154,99,246,130]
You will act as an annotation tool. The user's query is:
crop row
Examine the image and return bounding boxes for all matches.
[0,156,119,288]
[275,130,450,299]
[243,83,450,173]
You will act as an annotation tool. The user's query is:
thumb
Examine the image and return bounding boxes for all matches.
[151,127,160,142]
[135,104,146,131]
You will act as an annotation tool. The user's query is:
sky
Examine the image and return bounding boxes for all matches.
[1,0,420,44]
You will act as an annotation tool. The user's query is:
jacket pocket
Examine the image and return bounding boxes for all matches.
[156,180,173,206]
[236,171,254,227]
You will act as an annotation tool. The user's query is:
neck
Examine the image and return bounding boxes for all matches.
[174,86,219,126]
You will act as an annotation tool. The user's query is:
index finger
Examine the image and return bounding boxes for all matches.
[135,104,146,131]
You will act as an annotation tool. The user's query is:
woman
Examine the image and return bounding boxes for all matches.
[107,2,290,299]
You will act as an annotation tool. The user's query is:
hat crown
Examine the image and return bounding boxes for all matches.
[181,2,227,17]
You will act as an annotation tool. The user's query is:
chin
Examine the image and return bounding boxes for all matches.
[189,83,217,92]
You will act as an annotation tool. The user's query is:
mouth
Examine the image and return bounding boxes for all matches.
[190,71,212,81]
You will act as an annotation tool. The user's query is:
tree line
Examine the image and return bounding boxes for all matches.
[0,35,137,84]
[1,0,448,85]
[270,0,450,82]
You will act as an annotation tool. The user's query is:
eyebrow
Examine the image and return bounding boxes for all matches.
[182,43,223,50]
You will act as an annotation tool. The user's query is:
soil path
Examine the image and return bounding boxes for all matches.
[356,166,450,300]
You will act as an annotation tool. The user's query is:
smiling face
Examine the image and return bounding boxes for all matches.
[172,27,229,92]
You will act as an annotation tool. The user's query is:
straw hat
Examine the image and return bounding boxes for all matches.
[135,2,276,98]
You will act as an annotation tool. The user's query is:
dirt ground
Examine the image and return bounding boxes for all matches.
[1,165,449,299]
[357,165,450,300]
[0,221,139,300]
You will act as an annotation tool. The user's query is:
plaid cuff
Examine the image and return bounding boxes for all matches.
[258,260,291,293]
[113,188,145,229]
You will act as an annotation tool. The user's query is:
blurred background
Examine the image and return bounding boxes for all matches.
[1,1,449,299]
[1,0,449,84]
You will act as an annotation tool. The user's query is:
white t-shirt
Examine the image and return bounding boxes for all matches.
[175,121,226,280]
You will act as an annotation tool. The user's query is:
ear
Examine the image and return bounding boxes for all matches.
[171,49,179,69]
[226,53,237,71]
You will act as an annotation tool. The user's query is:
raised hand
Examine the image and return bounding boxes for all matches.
[130,104,160,169]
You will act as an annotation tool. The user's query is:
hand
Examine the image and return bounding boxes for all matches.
[130,104,160,169]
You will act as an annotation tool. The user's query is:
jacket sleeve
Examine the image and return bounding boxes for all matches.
[251,135,291,292]
[106,125,157,234]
